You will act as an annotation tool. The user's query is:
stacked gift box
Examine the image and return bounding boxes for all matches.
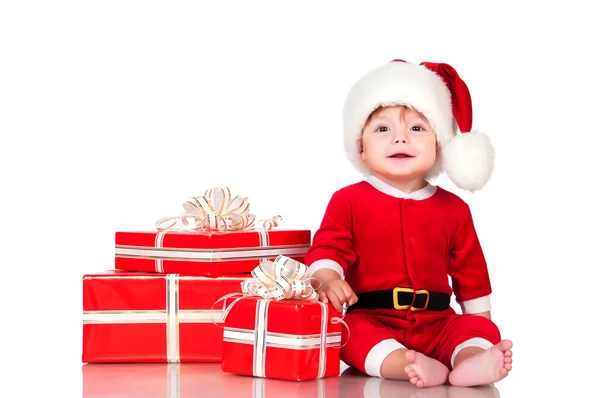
[82,187,343,381]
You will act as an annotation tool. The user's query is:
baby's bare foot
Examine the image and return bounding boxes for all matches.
[404,350,449,388]
[448,340,513,387]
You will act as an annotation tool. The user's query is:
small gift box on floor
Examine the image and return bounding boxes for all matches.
[220,256,346,381]
[114,187,311,276]
[82,271,248,363]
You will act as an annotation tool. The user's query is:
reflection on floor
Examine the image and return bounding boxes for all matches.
[82,362,501,397]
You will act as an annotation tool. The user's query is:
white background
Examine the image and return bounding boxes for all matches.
[1,1,598,396]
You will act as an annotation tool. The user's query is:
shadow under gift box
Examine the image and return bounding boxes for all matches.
[114,229,311,276]
[221,297,344,381]
[82,271,247,363]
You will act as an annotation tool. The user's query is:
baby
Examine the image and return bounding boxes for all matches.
[305,59,512,388]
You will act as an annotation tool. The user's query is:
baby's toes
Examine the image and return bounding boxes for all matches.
[505,356,512,365]
[504,350,512,358]
[405,350,417,363]
[410,376,419,385]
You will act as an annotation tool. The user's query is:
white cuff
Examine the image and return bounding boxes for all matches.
[364,339,405,377]
[307,259,345,279]
[451,337,494,368]
[458,294,491,314]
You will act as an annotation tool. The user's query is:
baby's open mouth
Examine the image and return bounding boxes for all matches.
[389,153,414,158]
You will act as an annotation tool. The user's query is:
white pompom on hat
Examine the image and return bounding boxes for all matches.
[342,59,494,192]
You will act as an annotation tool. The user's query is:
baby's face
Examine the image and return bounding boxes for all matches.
[360,105,437,182]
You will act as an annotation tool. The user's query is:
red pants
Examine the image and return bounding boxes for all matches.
[341,309,501,377]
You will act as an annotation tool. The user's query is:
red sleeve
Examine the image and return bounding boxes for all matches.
[448,202,492,304]
[305,190,356,276]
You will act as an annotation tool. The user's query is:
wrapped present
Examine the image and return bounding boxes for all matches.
[220,256,346,381]
[115,187,311,276]
[82,270,247,363]
[115,229,310,276]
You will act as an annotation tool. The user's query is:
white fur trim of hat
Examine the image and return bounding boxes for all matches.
[342,59,495,192]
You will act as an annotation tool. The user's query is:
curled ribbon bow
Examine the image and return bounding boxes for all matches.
[155,186,282,233]
[212,255,319,322]
[242,255,319,301]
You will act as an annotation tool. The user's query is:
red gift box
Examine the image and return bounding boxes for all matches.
[114,229,310,276]
[221,296,343,381]
[82,270,246,363]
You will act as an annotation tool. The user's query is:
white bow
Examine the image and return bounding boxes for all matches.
[242,255,318,301]
[155,186,281,233]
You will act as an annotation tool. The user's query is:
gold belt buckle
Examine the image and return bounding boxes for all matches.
[392,287,430,311]
[392,287,413,310]
[411,289,430,312]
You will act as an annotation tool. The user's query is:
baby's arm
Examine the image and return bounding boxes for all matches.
[448,201,493,317]
[305,190,357,311]
[311,268,357,311]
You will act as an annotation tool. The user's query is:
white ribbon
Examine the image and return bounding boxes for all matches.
[212,255,318,324]
[242,255,319,302]
[154,186,282,233]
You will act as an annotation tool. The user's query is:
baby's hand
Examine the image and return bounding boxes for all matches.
[317,279,358,312]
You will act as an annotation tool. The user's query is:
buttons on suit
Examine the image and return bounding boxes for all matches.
[409,237,415,244]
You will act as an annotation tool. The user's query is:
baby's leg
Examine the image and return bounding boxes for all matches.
[432,314,512,387]
[368,340,450,388]
[400,349,449,387]
[341,312,448,387]
[341,312,402,378]
[448,338,512,387]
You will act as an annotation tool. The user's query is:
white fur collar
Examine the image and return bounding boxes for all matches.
[366,175,437,200]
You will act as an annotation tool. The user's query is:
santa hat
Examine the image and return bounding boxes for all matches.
[342,59,495,192]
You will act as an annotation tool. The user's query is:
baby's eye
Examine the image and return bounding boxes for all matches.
[376,126,389,132]
[411,125,425,132]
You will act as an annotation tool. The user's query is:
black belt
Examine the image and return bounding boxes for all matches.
[347,287,451,313]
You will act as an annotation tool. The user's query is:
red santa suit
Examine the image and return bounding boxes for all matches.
[305,175,501,376]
